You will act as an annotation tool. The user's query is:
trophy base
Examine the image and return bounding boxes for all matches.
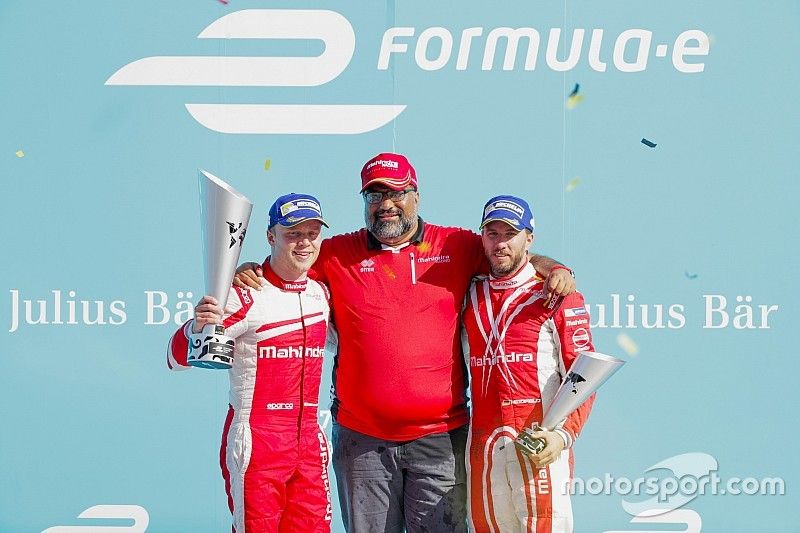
[188,357,233,370]
[187,324,234,370]
[514,426,546,457]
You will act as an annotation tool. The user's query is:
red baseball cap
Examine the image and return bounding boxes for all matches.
[360,152,418,192]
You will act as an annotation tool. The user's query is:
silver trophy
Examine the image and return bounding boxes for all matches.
[187,170,253,370]
[515,351,625,455]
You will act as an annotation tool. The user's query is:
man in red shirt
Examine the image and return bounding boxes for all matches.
[462,195,594,532]
[235,154,575,532]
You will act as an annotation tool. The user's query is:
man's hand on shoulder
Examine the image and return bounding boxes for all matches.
[546,267,575,299]
[234,262,265,290]
[529,255,576,298]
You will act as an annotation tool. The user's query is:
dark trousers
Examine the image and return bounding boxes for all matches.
[332,422,468,533]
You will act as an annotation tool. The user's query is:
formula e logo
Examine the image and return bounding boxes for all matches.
[43,505,149,532]
[105,10,405,134]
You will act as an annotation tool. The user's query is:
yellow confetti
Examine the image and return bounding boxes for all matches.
[565,94,584,109]
[382,265,396,280]
[15,150,25,158]
[616,332,639,357]
[264,159,271,171]
[566,177,581,192]
[417,241,431,253]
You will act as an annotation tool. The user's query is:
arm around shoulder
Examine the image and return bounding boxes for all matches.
[529,254,576,297]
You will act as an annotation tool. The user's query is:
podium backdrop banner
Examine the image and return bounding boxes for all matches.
[1,1,797,531]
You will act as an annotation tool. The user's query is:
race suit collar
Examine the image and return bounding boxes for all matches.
[366,217,426,250]
[261,258,308,293]
[488,262,537,290]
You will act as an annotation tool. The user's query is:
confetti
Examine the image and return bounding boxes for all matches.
[684,271,698,280]
[264,159,271,171]
[566,177,581,192]
[382,265,396,280]
[641,138,657,148]
[15,150,25,158]
[217,0,229,4]
[569,83,580,98]
[616,332,639,357]
[565,94,584,109]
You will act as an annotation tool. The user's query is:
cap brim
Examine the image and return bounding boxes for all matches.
[280,217,328,228]
[360,176,414,192]
[480,216,525,230]
[276,207,329,228]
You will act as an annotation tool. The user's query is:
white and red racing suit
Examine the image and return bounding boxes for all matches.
[461,263,594,533]
[167,260,332,533]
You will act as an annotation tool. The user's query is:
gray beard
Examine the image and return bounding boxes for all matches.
[367,208,417,240]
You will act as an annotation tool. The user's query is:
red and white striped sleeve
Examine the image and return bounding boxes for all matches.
[553,291,596,448]
[165,286,252,371]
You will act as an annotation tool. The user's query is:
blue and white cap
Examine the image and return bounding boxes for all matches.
[268,193,328,228]
[480,195,535,232]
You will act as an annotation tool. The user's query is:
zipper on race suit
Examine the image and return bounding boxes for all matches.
[298,293,305,442]
[410,252,417,285]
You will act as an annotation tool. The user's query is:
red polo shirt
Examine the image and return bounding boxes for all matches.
[312,219,487,440]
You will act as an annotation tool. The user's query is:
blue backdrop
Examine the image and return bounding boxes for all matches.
[2,1,797,531]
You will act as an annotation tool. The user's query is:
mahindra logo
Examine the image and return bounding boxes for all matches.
[366,159,399,170]
[259,345,325,359]
[105,9,405,134]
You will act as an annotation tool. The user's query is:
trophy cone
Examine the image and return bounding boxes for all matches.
[516,351,625,455]
[541,351,625,430]
[187,170,253,369]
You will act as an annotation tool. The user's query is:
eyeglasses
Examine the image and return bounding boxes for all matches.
[363,188,416,205]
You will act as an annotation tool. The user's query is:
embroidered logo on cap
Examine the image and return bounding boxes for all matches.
[484,200,525,217]
[280,199,322,216]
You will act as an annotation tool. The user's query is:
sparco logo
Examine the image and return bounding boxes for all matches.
[266,402,294,410]
[239,289,252,305]
[105,9,405,134]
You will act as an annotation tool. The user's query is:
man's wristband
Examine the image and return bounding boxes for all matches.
[554,427,574,449]
[550,264,575,278]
